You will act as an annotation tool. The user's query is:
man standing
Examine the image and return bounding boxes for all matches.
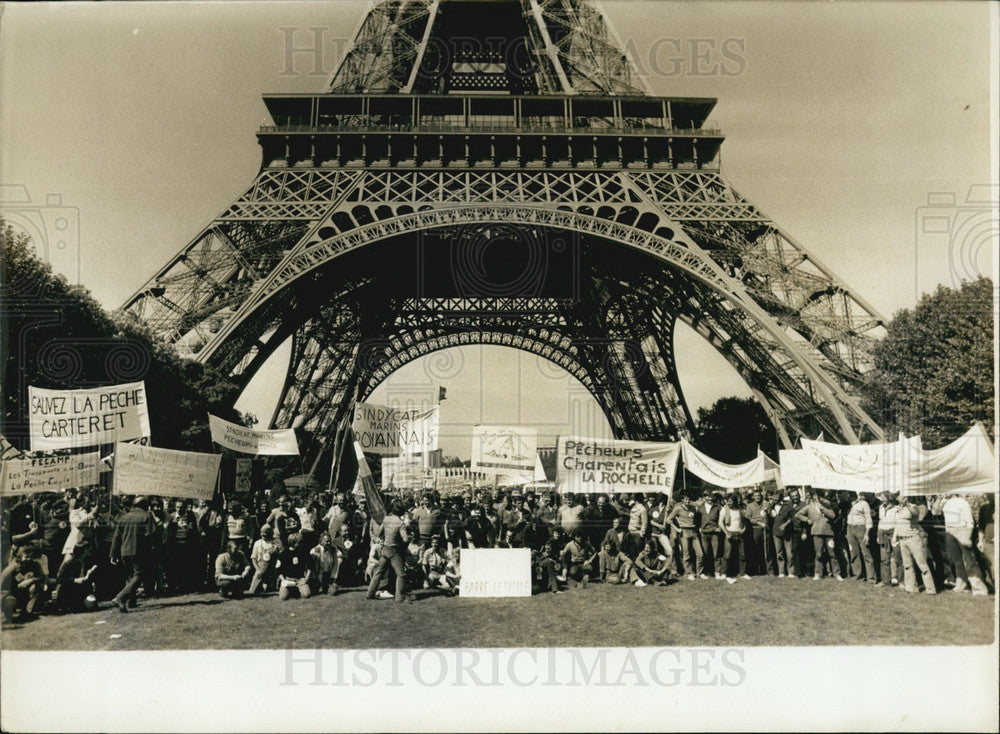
[877,493,902,586]
[627,493,649,552]
[771,494,798,578]
[845,493,877,583]
[893,497,937,595]
[744,489,769,575]
[939,494,989,596]
[699,493,724,578]
[366,500,411,602]
[109,496,157,613]
[666,495,704,579]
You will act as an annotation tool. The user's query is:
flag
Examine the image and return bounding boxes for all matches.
[353,438,385,524]
[0,433,24,461]
[438,386,447,402]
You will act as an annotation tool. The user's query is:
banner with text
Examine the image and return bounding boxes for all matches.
[112,442,221,500]
[28,382,150,451]
[471,425,538,481]
[352,403,439,456]
[556,436,680,494]
[680,440,772,488]
[208,414,299,455]
[382,455,433,491]
[900,423,996,496]
[1,452,102,496]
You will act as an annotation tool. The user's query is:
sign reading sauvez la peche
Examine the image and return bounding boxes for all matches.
[28,382,150,452]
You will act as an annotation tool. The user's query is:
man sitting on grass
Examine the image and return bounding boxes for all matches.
[598,540,633,584]
[632,539,670,586]
[249,524,281,595]
[1,545,46,623]
[215,538,252,599]
[421,535,458,595]
[560,531,596,588]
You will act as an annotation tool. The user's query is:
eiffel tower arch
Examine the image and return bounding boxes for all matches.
[122,0,887,464]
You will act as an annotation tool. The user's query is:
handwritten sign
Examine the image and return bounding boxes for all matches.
[28,382,150,451]
[208,414,299,455]
[471,425,537,478]
[0,452,101,496]
[459,548,532,597]
[556,435,679,494]
[112,441,221,500]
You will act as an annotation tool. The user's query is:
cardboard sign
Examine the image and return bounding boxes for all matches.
[459,548,532,598]
[112,442,221,500]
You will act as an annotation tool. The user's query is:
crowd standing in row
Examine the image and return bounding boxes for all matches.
[1,483,994,620]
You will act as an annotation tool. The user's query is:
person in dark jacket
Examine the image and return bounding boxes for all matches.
[795,492,841,580]
[699,492,724,578]
[109,496,157,613]
[771,493,799,578]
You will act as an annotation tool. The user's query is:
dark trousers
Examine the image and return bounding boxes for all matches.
[723,535,746,577]
[367,550,405,601]
[846,525,876,581]
[535,558,560,592]
[701,532,724,575]
[748,527,767,574]
[772,533,791,575]
[679,530,704,575]
[113,555,149,605]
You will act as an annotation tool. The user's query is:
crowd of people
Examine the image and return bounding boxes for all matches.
[1,483,994,621]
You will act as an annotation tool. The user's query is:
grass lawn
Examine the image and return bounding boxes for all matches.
[1,576,993,651]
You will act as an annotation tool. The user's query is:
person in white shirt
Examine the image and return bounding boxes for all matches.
[845,493,876,583]
[719,494,749,582]
[937,494,989,596]
[876,494,902,586]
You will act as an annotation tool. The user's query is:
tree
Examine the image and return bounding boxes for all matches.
[1,216,245,453]
[693,396,778,464]
[862,277,994,449]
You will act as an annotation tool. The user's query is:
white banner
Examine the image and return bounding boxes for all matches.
[680,440,771,488]
[0,452,102,496]
[431,468,493,495]
[900,423,996,496]
[471,425,538,478]
[352,402,439,456]
[787,435,920,493]
[459,548,532,597]
[556,435,679,494]
[381,455,433,490]
[778,449,814,486]
[208,414,299,456]
[28,381,150,451]
[112,442,221,500]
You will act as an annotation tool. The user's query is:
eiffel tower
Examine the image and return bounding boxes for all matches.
[123,0,887,463]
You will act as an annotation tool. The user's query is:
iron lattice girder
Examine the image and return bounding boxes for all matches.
[326,0,643,96]
[122,180,885,444]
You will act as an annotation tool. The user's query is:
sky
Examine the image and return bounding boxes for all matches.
[1,1,995,458]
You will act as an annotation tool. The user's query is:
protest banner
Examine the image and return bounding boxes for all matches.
[112,442,221,500]
[459,548,532,597]
[352,402,439,456]
[28,382,150,451]
[208,414,299,455]
[900,423,995,496]
[382,455,433,490]
[0,452,101,496]
[783,435,919,493]
[556,435,679,494]
[471,426,538,479]
[431,468,493,495]
[680,440,771,488]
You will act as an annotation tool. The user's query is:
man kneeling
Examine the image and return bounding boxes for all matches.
[278,533,312,600]
[215,539,252,598]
